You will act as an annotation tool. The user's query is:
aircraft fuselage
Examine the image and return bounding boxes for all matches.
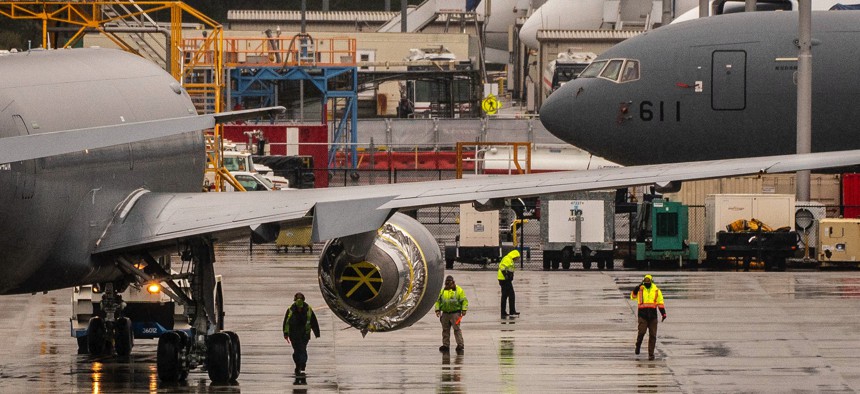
[540,12,860,166]
[0,49,204,294]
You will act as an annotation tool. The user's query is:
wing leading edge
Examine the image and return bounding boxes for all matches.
[93,149,860,255]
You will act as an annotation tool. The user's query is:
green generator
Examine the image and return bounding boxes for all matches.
[635,198,698,268]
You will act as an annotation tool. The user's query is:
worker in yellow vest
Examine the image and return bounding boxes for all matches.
[435,275,469,354]
[497,249,521,318]
[629,274,667,360]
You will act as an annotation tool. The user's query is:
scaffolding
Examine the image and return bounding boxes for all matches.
[218,35,359,170]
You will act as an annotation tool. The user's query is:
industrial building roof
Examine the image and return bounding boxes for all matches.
[537,30,643,41]
[227,10,397,23]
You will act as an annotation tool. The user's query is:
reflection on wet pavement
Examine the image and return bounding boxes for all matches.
[4,243,860,392]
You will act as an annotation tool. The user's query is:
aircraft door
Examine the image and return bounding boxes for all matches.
[11,115,36,199]
[711,51,746,110]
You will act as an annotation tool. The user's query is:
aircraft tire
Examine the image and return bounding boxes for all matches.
[157,331,184,382]
[114,317,134,356]
[207,332,234,383]
[86,316,108,355]
[225,331,241,381]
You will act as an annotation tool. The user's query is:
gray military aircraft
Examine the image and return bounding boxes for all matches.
[2,47,860,383]
[540,11,860,167]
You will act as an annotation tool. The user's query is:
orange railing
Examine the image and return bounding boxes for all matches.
[182,35,356,68]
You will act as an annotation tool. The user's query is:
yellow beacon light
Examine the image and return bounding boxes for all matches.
[147,283,162,294]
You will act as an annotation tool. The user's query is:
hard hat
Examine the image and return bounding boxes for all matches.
[508,250,521,258]
[643,274,653,281]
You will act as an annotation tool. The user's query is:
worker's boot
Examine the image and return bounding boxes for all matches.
[439,345,450,352]
[635,342,641,355]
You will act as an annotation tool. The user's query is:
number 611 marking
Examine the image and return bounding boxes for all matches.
[640,101,681,122]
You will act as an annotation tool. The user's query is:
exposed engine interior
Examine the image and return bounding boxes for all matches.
[317,213,444,334]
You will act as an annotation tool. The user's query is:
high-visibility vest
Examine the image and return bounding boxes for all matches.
[631,284,664,310]
[435,285,469,313]
[497,251,518,280]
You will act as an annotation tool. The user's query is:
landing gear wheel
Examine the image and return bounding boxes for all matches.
[114,317,134,356]
[207,332,234,383]
[225,331,241,381]
[86,316,110,355]
[157,331,184,382]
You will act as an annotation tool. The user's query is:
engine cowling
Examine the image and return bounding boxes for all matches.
[317,213,444,334]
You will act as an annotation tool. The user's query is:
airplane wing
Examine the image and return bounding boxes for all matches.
[93,149,860,254]
[0,107,285,164]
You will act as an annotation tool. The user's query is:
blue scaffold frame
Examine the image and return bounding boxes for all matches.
[229,65,358,169]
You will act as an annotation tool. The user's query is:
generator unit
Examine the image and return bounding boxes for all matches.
[634,198,698,268]
[818,219,860,268]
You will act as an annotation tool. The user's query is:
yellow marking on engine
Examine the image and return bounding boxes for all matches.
[341,261,382,299]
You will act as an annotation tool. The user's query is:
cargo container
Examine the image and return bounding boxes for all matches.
[844,173,860,219]
[665,173,841,216]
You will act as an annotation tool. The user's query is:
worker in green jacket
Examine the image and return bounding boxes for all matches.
[435,275,469,354]
[498,249,520,318]
[283,292,320,376]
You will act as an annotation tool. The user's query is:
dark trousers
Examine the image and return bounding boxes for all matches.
[291,337,309,371]
[499,279,517,314]
[636,317,658,356]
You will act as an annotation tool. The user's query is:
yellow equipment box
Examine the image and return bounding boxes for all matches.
[818,219,860,265]
[276,225,314,253]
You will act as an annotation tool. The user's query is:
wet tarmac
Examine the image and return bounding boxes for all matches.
[3,243,860,393]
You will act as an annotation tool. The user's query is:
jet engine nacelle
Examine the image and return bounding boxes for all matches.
[317,213,444,334]
[654,181,683,194]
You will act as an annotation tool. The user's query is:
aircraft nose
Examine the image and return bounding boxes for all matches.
[539,86,575,139]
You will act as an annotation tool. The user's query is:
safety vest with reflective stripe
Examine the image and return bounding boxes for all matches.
[435,285,469,313]
[630,284,664,310]
[284,304,314,336]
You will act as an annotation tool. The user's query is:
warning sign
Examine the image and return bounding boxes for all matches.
[481,94,501,115]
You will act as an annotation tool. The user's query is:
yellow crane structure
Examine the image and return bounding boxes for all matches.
[0,1,246,191]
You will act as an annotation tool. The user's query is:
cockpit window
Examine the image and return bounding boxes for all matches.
[578,60,607,78]
[578,58,641,83]
[620,60,640,82]
[600,60,624,81]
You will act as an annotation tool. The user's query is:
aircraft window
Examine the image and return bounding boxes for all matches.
[620,60,640,83]
[600,60,623,81]
[578,60,607,78]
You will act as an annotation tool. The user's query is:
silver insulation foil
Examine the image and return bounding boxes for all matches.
[318,213,444,335]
